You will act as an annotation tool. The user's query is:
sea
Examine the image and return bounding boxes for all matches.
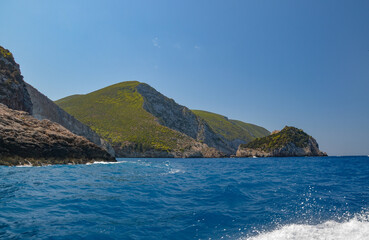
[0,156,368,240]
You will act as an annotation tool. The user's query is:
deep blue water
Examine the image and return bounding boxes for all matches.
[0,156,368,240]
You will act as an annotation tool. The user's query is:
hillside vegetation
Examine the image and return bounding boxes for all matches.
[56,81,193,153]
[192,110,270,144]
[0,46,15,64]
[240,126,310,151]
[56,81,270,156]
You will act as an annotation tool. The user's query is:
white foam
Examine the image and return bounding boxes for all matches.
[87,161,126,165]
[242,213,369,240]
[168,169,185,174]
[15,164,33,168]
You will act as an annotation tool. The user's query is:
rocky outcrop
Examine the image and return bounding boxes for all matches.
[0,46,32,113]
[114,138,224,158]
[137,83,234,155]
[0,104,115,166]
[0,45,115,164]
[236,126,327,157]
[26,83,115,156]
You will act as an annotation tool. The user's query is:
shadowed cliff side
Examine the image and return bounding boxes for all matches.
[0,104,115,166]
[0,46,32,113]
[26,83,115,156]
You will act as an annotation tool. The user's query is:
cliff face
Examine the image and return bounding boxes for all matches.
[136,83,234,155]
[26,84,115,156]
[0,47,32,113]
[236,126,327,157]
[0,45,115,164]
[0,104,115,166]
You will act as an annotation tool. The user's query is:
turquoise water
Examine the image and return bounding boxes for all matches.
[0,156,368,239]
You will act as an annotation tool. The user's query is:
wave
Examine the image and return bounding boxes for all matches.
[168,168,185,174]
[242,212,369,240]
[87,161,126,165]
[15,164,34,168]
[14,160,124,167]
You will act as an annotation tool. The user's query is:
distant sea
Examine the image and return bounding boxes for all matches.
[0,156,368,239]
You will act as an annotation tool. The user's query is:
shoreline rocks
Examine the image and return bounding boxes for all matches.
[114,140,225,158]
[0,104,116,166]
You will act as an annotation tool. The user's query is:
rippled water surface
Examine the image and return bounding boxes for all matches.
[0,156,368,239]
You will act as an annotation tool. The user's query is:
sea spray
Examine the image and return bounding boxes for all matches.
[243,211,369,240]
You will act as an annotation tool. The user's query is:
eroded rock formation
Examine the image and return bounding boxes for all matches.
[0,104,115,166]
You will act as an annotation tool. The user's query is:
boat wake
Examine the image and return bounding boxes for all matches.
[242,212,369,240]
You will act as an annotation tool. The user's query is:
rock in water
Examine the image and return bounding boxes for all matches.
[236,126,327,157]
[0,104,116,166]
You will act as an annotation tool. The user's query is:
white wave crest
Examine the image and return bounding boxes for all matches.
[242,213,369,240]
[15,164,34,168]
[87,161,126,165]
[168,169,185,174]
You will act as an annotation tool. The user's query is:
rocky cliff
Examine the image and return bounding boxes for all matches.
[136,83,234,155]
[26,83,115,156]
[115,137,223,158]
[0,45,115,164]
[0,104,115,166]
[0,46,32,113]
[236,126,327,157]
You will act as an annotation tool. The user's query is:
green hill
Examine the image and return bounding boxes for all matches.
[56,81,191,154]
[56,81,270,157]
[192,110,270,148]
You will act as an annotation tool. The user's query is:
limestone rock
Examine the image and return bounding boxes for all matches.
[0,46,32,113]
[0,104,115,166]
[137,83,234,155]
[26,83,115,156]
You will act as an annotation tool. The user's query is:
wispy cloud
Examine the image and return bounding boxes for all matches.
[173,43,181,49]
[194,45,201,50]
[152,37,160,48]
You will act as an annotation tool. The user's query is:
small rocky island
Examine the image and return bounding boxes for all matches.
[236,126,327,157]
[0,46,115,166]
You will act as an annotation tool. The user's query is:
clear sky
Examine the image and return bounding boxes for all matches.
[1,0,368,156]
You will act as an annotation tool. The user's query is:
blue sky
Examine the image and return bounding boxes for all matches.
[1,0,368,156]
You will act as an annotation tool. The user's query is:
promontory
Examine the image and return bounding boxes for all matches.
[236,126,327,157]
